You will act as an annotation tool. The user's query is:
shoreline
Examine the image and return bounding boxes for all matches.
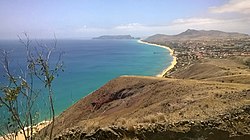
[0,121,50,140]
[137,40,177,77]
[1,40,177,139]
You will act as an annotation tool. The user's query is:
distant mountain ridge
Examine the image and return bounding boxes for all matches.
[145,29,249,42]
[93,35,139,39]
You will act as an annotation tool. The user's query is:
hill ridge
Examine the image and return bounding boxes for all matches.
[146,29,249,42]
[45,76,250,139]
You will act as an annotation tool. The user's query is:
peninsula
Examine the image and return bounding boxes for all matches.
[93,35,139,40]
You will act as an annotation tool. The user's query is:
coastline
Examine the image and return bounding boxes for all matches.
[137,40,177,77]
[0,121,50,140]
[0,40,176,139]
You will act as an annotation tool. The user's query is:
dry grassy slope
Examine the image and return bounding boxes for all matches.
[171,57,250,84]
[51,76,250,138]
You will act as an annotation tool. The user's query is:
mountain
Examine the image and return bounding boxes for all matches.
[93,35,139,39]
[145,29,249,42]
[178,29,249,38]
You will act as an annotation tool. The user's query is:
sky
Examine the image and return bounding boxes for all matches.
[0,0,250,39]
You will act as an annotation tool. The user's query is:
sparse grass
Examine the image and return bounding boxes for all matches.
[115,118,138,132]
[113,113,167,132]
[116,118,127,126]
[84,120,100,132]
[172,57,250,84]
[139,113,166,124]
[141,114,157,123]
[51,69,250,137]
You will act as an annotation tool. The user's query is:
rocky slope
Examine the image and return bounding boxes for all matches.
[56,105,250,140]
[41,75,250,139]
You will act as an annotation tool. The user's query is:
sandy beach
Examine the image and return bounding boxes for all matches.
[138,40,177,77]
[0,121,50,140]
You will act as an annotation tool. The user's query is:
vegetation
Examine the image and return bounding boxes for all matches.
[51,76,250,139]
[0,34,63,140]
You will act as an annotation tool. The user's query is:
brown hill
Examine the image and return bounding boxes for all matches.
[145,29,249,42]
[42,75,250,139]
[171,57,250,84]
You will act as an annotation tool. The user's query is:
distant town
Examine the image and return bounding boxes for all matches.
[145,29,250,76]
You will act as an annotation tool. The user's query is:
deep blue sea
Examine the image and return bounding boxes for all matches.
[0,39,172,121]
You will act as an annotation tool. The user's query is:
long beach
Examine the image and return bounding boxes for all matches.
[137,40,177,77]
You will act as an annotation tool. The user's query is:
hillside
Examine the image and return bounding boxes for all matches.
[171,57,250,84]
[40,76,250,139]
[146,29,249,42]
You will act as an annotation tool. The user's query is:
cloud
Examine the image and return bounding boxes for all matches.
[75,25,107,33]
[114,23,145,30]
[172,18,222,26]
[74,23,157,37]
[113,23,173,36]
[169,17,250,33]
[112,16,250,35]
[210,0,250,14]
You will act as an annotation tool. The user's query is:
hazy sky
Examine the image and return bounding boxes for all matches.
[0,0,249,39]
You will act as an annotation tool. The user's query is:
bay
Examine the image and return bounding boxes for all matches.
[0,39,172,120]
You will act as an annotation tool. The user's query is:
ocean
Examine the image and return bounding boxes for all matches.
[0,39,173,121]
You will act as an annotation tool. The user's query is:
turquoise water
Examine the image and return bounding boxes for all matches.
[0,39,172,120]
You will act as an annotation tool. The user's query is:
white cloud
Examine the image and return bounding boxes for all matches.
[112,17,250,35]
[172,18,221,25]
[171,18,222,29]
[210,0,250,14]
[74,23,161,37]
[113,23,174,36]
[75,25,107,33]
[114,23,145,30]
[169,17,250,33]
